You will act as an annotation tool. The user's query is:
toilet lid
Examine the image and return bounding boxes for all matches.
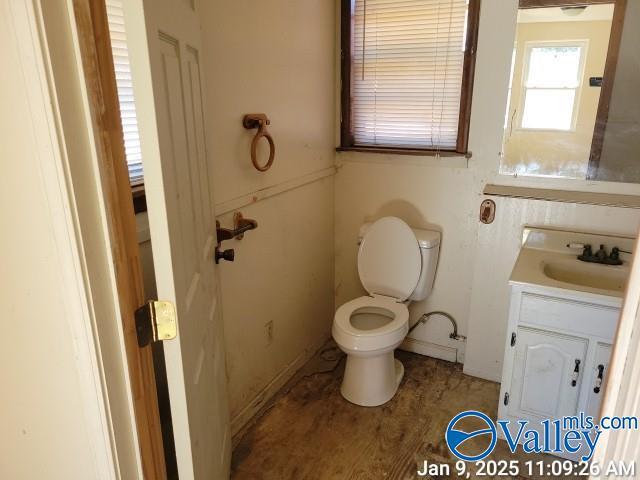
[357,217,421,301]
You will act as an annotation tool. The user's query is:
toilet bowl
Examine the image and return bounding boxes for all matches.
[332,217,440,407]
[332,295,409,406]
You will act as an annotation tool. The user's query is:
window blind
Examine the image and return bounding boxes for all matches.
[106,0,144,185]
[351,0,469,149]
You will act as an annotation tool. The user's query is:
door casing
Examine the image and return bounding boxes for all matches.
[71,0,168,478]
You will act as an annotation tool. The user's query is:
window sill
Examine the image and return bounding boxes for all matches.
[336,145,470,158]
[484,184,640,209]
[515,127,576,134]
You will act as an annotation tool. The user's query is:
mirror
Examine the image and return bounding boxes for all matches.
[500,0,640,183]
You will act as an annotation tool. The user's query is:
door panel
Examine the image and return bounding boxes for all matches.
[124,0,230,478]
[509,327,587,421]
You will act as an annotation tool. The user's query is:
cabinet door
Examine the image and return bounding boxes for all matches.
[585,343,612,420]
[509,327,587,421]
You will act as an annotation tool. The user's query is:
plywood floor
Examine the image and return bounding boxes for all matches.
[231,345,576,480]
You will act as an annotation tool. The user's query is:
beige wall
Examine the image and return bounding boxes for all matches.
[334,0,640,382]
[335,161,477,363]
[502,20,612,178]
[200,0,336,432]
[1,1,120,477]
[203,1,337,202]
[598,0,640,183]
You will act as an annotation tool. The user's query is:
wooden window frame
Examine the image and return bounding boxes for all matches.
[132,184,147,214]
[338,0,481,157]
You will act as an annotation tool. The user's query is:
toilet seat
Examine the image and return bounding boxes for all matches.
[358,217,421,301]
[332,295,409,352]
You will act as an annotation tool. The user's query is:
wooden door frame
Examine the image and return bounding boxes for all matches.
[71,1,167,478]
[594,233,640,464]
[586,0,626,179]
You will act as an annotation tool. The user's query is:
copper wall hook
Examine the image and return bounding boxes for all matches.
[233,212,257,240]
[215,213,258,243]
[243,113,275,172]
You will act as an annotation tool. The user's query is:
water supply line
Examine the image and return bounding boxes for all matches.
[407,311,466,341]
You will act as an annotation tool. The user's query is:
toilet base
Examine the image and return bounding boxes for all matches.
[394,358,404,386]
[340,351,404,407]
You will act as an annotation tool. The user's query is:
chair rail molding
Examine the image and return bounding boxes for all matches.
[215,166,337,216]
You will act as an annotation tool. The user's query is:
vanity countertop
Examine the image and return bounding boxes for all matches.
[509,227,634,303]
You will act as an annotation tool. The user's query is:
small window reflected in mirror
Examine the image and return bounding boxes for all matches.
[520,44,585,131]
[500,1,639,184]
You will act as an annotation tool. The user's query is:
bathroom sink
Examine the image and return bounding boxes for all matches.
[509,227,634,299]
[542,258,627,294]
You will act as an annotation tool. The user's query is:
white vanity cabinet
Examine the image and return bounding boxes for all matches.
[496,227,632,460]
[507,327,588,422]
[498,285,620,460]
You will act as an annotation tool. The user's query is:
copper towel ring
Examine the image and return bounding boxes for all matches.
[243,113,275,172]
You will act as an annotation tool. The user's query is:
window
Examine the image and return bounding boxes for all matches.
[520,43,586,131]
[106,0,144,185]
[340,0,480,154]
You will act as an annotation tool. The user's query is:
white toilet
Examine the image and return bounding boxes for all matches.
[332,216,440,406]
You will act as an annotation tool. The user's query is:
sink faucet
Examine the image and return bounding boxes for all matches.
[594,244,608,263]
[568,243,624,266]
[606,247,624,265]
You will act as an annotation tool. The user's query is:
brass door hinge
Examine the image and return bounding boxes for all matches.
[135,300,177,347]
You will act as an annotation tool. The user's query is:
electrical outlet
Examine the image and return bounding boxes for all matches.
[265,321,274,345]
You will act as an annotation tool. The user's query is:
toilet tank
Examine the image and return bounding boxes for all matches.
[358,223,440,301]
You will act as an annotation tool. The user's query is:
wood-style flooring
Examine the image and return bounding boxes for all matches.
[231,345,577,480]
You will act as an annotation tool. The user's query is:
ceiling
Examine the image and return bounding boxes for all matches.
[518,4,615,23]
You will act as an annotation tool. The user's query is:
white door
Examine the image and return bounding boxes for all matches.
[123,1,230,478]
[509,327,587,421]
